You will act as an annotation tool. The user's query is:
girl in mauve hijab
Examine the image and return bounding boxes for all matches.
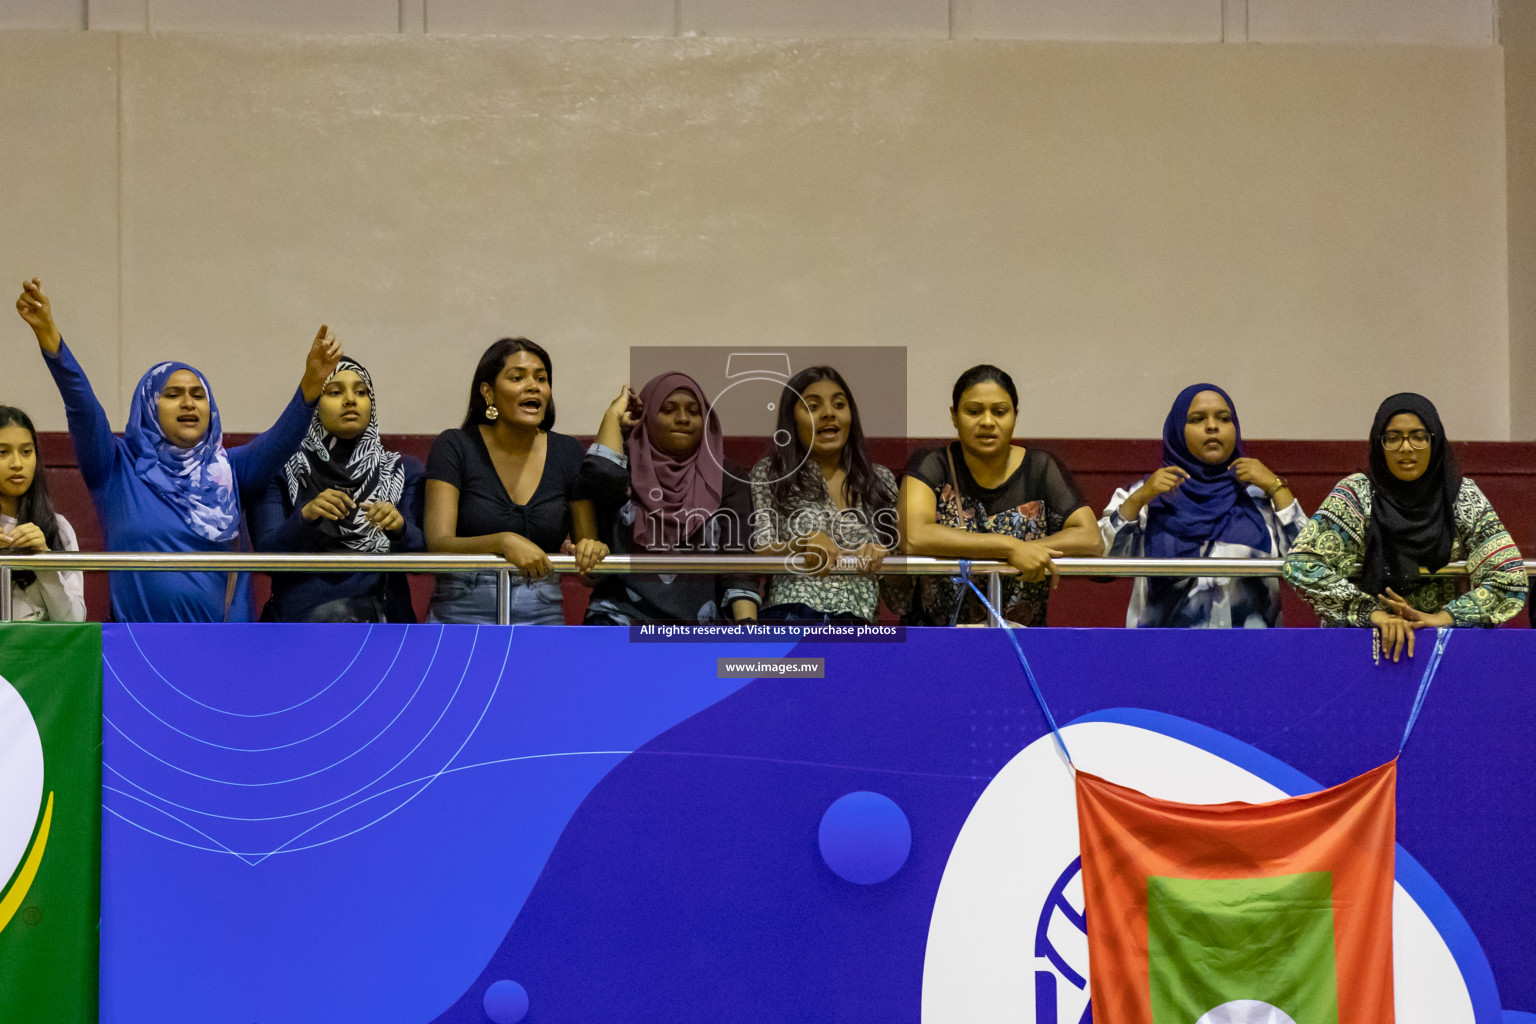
[1101,383,1303,628]
[1284,393,1526,663]
[580,372,759,625]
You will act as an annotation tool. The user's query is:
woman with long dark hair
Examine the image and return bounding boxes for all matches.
[899,364,1101,626]
[1284,393,1526,661]
[424,338,606,624]
[0,405,84,621]
[748,366,898,622]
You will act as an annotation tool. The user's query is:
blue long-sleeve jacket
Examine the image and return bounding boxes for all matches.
[44,339,316,622]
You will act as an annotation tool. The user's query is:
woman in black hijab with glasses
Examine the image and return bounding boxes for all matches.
[1284,393,1526,662]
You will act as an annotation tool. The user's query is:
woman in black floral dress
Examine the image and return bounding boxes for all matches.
[899,364,1101,626]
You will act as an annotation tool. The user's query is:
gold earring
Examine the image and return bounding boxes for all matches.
[485,404,499,421]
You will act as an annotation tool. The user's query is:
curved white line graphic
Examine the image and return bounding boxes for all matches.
[122,622,373,717]
[105,627,521,862]
[103,628,410,752]
[103,625,452,789]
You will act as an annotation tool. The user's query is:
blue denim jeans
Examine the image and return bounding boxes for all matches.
[425,571,565,626]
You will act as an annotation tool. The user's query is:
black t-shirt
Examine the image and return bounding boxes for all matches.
[904,442,1089,627]
[905,442,1086,530]
[426,427,586,553]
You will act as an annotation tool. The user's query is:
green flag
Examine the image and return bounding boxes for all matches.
[1147,872,1339,1024]
[0,624,101,1024]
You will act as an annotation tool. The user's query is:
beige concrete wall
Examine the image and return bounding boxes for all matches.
[3,0,1497,43]
[0,32,121,421]
[1507,0,1536,438]
[0,34,1511,441]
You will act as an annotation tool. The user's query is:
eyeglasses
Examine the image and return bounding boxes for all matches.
[1381,430,1431,451]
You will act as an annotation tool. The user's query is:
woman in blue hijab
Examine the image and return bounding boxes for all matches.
[1099,384,1304,628]
[17,277,339,622]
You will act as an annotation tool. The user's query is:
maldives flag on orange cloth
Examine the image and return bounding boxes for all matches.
[1075,759,1398,1024]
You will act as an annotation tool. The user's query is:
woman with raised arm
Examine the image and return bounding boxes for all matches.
[251,357,425,623]
[748,366,899,623]
[581,374,759,625]
[16,277,339,623]
[899,364,1101,626]
[0,405,85,621]
[424,338,605,625]
[1101,383,1303,628]
[1283,393,1526,662]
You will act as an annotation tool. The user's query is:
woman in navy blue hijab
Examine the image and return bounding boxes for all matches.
[1100,384,1305,627]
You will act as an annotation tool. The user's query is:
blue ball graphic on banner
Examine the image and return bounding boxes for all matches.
[483,980,529,1023]
[818,791,911,884]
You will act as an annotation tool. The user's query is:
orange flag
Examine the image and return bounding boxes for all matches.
[1075,760,1398,1024]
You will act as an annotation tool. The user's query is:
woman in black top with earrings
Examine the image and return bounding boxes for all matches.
[423,338,607,624]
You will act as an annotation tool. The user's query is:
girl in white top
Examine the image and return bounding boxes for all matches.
[0,406,85,622]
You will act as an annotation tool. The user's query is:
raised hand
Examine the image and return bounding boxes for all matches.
[300,325,342,403]
[1120,465,1190,520]
[614,385,642,432]
[1140,466,1189,500]
[596,384,643,450]
[1230,457,1279,493]
[15,278,61,353]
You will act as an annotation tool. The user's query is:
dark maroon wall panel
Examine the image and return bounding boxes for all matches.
[38,433,1536,627]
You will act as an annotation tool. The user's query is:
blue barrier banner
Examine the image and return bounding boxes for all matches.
[98,625,1536,1024]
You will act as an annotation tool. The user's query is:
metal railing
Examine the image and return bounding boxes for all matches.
[0,552,1520,625]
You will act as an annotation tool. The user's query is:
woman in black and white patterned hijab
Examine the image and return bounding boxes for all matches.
[253,356,425,622]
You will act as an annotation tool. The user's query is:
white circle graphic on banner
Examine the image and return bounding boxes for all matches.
[1195,1000,1298,1024]
[0,673,45,894]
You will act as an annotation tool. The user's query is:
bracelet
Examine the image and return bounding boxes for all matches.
[1265,476,1288,499]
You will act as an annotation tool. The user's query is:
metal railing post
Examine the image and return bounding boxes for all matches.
[0,565,11,622]
[986,570,1003,626]
[496,569,512,626]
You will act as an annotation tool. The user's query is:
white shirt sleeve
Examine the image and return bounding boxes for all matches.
[1099,481,1148,557]
[32,514,87,622]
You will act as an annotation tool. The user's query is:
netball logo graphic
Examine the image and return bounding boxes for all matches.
[0,673,48,933]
